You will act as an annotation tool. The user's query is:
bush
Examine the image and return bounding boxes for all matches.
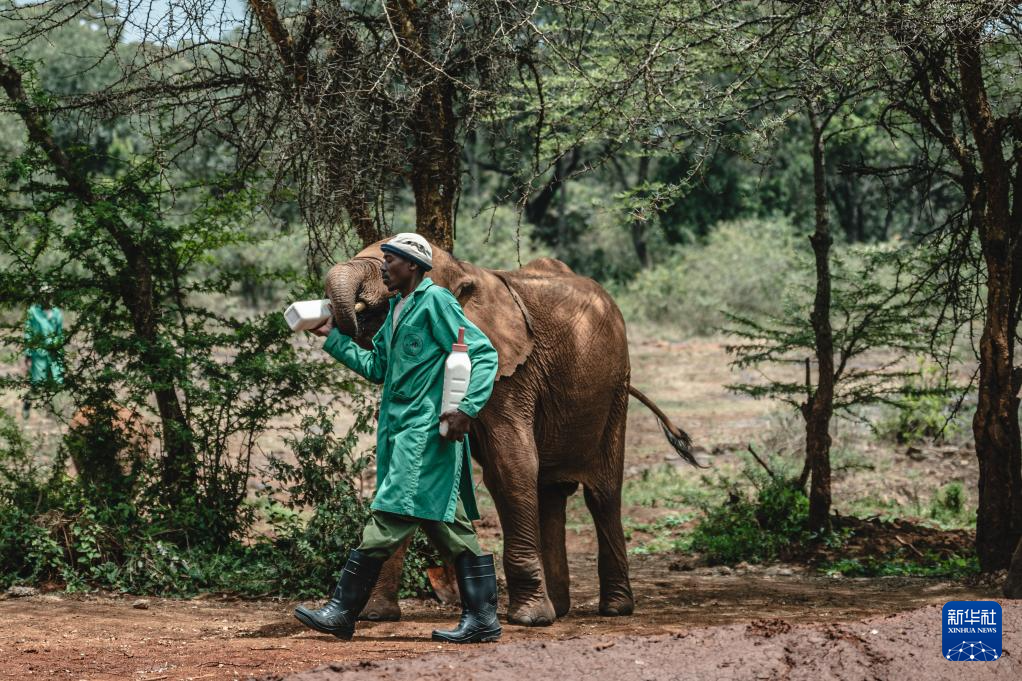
[878,361,968,444]
[612,217,808,336]
[928,482,972,528]
[258,405,439,598]
[0,405,440,597]
[689,459,813,564]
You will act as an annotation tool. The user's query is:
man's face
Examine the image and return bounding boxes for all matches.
[381,253,417,291]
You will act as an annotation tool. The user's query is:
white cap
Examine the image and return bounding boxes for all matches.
[380,232,433,271]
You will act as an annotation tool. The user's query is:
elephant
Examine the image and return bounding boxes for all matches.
[324,237,696,626]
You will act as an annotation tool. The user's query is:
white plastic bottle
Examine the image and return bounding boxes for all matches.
[439,326,472,436]
[283,299,333,332]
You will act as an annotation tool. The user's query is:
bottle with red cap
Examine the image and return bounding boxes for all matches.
[439,326,472,437]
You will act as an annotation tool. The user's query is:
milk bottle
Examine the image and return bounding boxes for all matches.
[284,299,332,332]
[439,326,472,436]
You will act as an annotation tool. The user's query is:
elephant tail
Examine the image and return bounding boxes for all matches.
[628,385,704,468]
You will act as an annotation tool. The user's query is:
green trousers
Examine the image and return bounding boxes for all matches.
[356,499,483,563]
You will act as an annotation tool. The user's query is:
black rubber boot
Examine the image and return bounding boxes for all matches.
[294,549,384,640]
[432,552,502,643]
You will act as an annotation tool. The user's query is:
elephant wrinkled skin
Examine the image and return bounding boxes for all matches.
[325,239,696,626]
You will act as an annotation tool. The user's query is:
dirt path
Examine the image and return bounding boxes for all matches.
[0,551,1002,681]
[267,603,1021,681]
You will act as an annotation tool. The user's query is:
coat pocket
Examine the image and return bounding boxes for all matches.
[400,331,425,358]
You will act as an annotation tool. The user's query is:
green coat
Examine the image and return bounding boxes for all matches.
[323,276,499,522]
[24,305,64,385]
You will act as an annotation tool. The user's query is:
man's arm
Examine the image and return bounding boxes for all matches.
[319,321,389,385]
[431,294,499,420]
[24,310,33,357]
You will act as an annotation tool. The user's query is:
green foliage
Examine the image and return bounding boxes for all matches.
[613,217,807,335]
[928,483,972,528]
[0,405,439,597]
[726,243,939,412]
[821,553,979,579]
[627,513,696,556]
[258,406,439,599]
[0,59,351,546]
[878,361,968,444]
[254,407,376,595]
[0,416,218,593]
[689,459,814,564]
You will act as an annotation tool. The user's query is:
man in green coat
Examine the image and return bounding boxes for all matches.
[23,286,64,419]
[295,233,502,644]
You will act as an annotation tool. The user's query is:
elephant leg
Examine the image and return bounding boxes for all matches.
[583,387,633,617]
[359,537,408,621]
[482,423,556,627]
[539,481,575,618]
[583,483,633,616]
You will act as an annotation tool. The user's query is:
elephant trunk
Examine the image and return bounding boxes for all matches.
[325,260,367,338]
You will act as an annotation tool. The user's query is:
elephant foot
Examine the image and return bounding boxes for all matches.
[549,591,570,618]
[599,595,634,617]
[359,596,401,622]
[507,596,556,626]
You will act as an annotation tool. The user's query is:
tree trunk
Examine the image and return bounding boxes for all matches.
[409,87,459,251]
[344,197,382,246]
[1006,534,1022,598]
[388,0,459,251]
[116,239,198,498]
[974,252,1022,570]
[804,106,835,533]
[955,34,1022,572]
[629,155,654,269]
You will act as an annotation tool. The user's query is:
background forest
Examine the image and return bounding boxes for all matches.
[0,0,1020,599]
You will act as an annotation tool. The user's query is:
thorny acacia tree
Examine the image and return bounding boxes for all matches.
[834,1,1022,579]
[0,59,344,529]
[0,8,355,535]
[711,2,878,532]
[0,0,546,262]
[240,0,544,257]
[549,0,1021,580]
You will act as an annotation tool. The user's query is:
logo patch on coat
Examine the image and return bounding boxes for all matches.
[403,333,424,356]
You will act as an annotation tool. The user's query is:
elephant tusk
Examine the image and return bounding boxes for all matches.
[354,301,366,313]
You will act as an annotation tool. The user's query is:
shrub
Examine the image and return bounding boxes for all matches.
[612,217,808,336]
[0,403,440,597]
[928,482,972,528]
[689,459,812,564]
[878,361,969,444]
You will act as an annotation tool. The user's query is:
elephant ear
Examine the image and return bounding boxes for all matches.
[444,264,533,381]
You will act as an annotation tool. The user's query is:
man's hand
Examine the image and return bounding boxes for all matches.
[440,409,473,441]
[309,317,334,337]
[24,356,31,375]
